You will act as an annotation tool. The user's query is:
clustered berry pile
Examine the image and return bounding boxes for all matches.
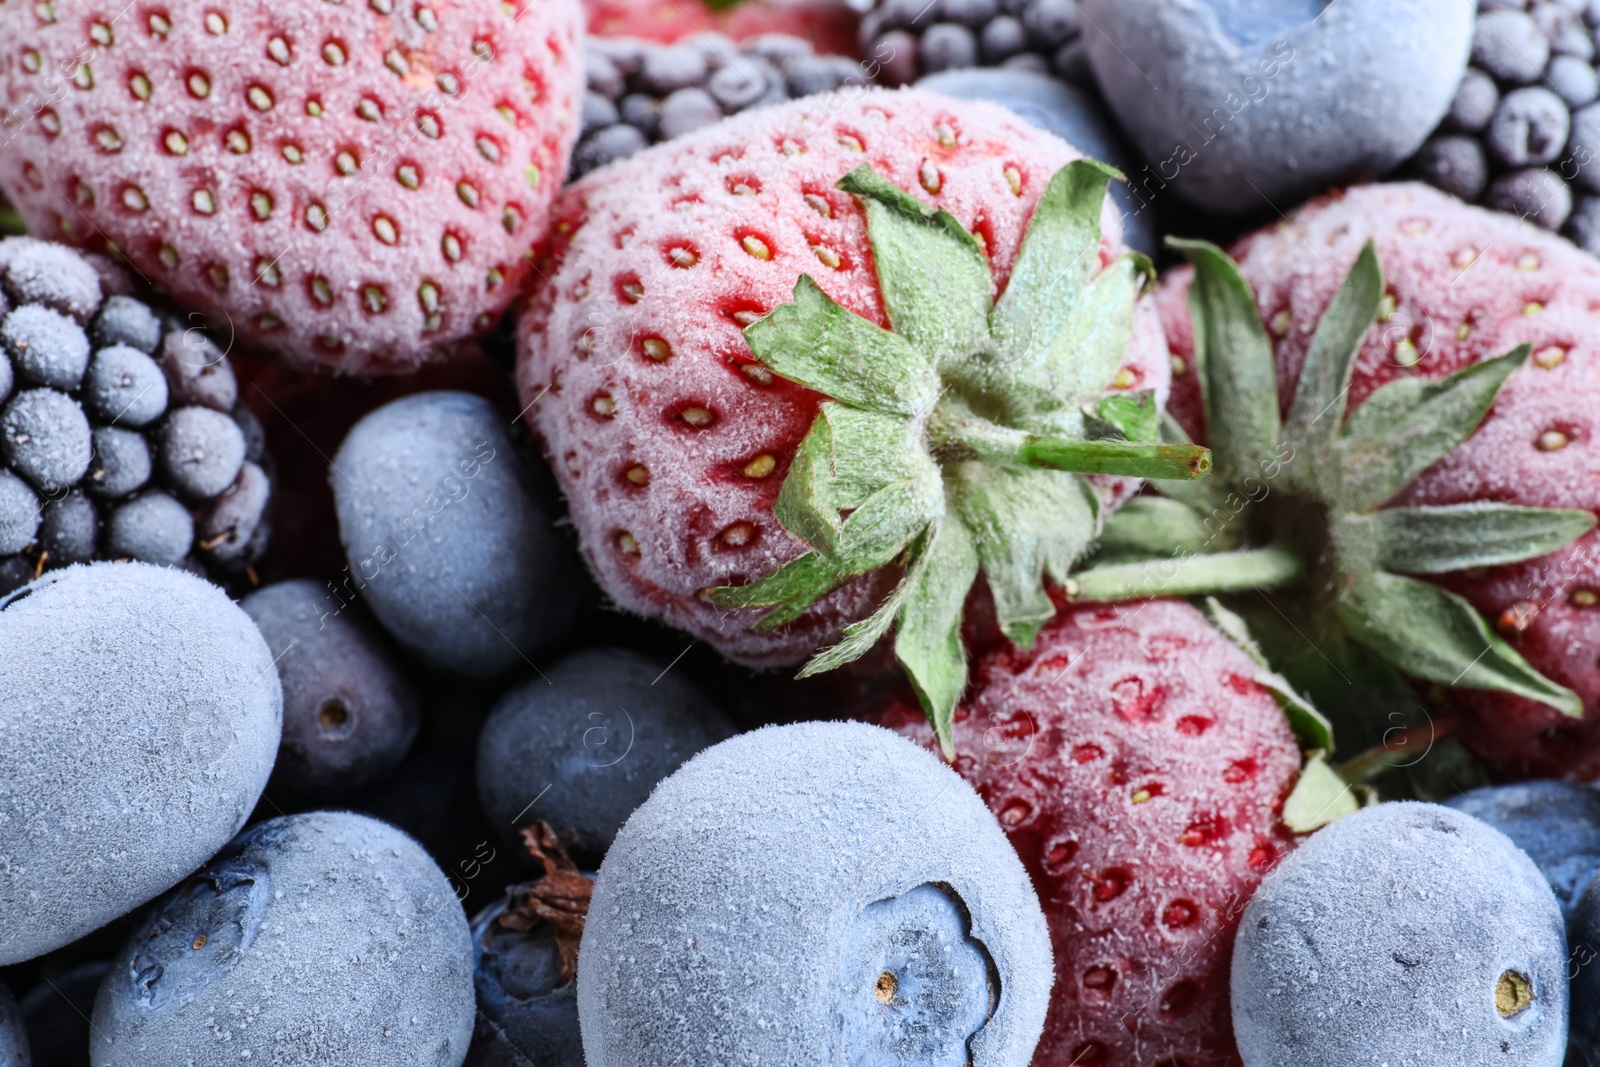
[573,33,869,175]
[6,1,1600,1066]
[0,238,269,598]
[1410,0,1600,245]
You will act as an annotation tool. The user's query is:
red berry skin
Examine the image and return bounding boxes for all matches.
[1157,182,1600,781]
[585,0,861,56]
[517,88,1173,668]
[0,0,583,374]
[878,597,1301,1067]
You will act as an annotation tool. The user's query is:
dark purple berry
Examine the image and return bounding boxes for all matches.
[85,425,152,499]
[1547,54,1599,106]
[90,294,163,354]
[2,388,91,493]
[1444,67,1500,133]
[1569,100,1600,191]
[232,402,266,465]
[657,86,723,140]
[745,33,813,66]
[465,891,584,1067]
[105,490,192,564]
[1487,86,1572,166]
[1,238,101,323]
[1414,133,1491,200]
[83,343,168,427]
[1535,1,1594,59]
[1052,37,1093,84]
[980,14,1028,61]
[574,125,649,176]
[874,30,922,84]
[638,45,708,94]
[20,960,107,1067]
[581,90,620,130]
[1,304,90,390]
[1568,193,1600,252]
[196,460,270,565]
[0,469,39,554]
[617,93,661,138]
[1002,51,1051,74]
[157,328,237,412]
[242,578,422,803]
[921,23,979,71]
[37,489,97,566]
[1473,9,1551,84]
[709,61,772,109]
[585,51,625,99]
[0,555,31,597]
[1486,165,1574,229]
[1021,0,1080,47]
[159,405,247,500]
[939,0,998,27]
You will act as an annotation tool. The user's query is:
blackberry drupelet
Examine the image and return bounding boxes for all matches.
[856,0,1090,88]
[0,237,273,595]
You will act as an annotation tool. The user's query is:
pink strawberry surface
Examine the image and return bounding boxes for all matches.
[0,0,583,374]
[516,87,1172,668]
[584,0,860,56]
[878,597,1301,1067]
[1158,183,1600,780]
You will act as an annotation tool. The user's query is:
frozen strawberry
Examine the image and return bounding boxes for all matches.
[1142,182,1600,779]
[517,87,1189,747]
[0,0,583,373]
[878,596,1303,1067]
[584,0,860,56]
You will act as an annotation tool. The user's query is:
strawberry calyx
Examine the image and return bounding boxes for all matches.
[1072,237,1596,737]
[703,160,1210,756]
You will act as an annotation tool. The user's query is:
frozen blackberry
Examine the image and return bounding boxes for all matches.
[1407,0,1600,248]
[0,236,274,585]
[859,0,1092,86]
[570,34,867,177]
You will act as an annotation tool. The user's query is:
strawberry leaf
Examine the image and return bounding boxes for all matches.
[1282,751,1359,832]
[1089,496,1211,563]
[1354,503,1597,574]
[744,277,939,417]
[1282,240,1383,461]
[1089,391,1160,444]
[1334,345,1530,512]
[1170,237,1282,485]
[894,518,980,758]
[1202,596,1335,753]
[1336,570,1583,718]
[836,165,991,360]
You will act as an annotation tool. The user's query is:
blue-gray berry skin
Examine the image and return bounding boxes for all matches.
[0,469,39,555]
[466,894,583,1067]
[84,426,150,501]
[158,406,245,500]
[0,982,27,1067]
[0,563,282,965]
[1,305,90,390]
[918,69,1157,255]
[90,296,161,355]
[82,346,167,428]
[37,489,97,566]
[1445,780,1600,918]
[105,491,193,565]
[90,811,475,1067]
[578,722,1052,1067]
[1569,876,1600,1059]
[476,647,736,868]
[0,239,100,324]
[242,579,422,804]
[1231,802,1567,1067]
[332,391,582,679]
[2,388,91,493]
[1081,0,1474,213]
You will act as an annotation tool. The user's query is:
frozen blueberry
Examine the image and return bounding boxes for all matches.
[1051,36,1092,84]
[90,812,473,1066]
[1536,1,1594,59]
[90,294,162,354]
[0,469,39,555]
[1001,51,1051,74]
[0,563,281,965]
[1569,193,1600,251]
[81,344,167,428]
[331,391,583,680]
[1,389,91,493]
[639,45,707,94]
[466,889,584,1067]
[1568,877,1600,1059]
[242,579,421,803]
[105,491,193,564]
[0,349,11,409]
[0,982,23,1067]
[1,305,90,390]
[1548,54,1600,106]
[746,32,813,65]
[617,93,661,136]
[1487,86,1572,167]
[1486,166,1574,229]
[1474,8,1553,83]
[0,557,30,598]
[1445,66,1501,131]
[586,51,624,98]
[1231,802,1566,1067]
[1021,0,1081,47]
[941,0,998,26]
[708,61,771,109]
[1570,101,1600,192]
[84,425,151,500]
[477,647,736,868]
[195,460,270,565]
[158,405,246,499]
[156,327,237,412]
[36,490,97,566]
[1445,780,1600,917]
[1413,132,1491,199]
[581,90,620,130]
[1083,0,1476,213]
[573,125,650,175]
[921,22,980,70]
[1,238,100,323]
[657,87,723,140]
[578,721,1052,1067]
[20,960,105,1067]
[918,67,1159,255]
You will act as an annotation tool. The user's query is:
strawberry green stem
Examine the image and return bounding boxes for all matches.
[1068,544,1306,602]
[932,418,1212,480]
[0,209,24,236]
